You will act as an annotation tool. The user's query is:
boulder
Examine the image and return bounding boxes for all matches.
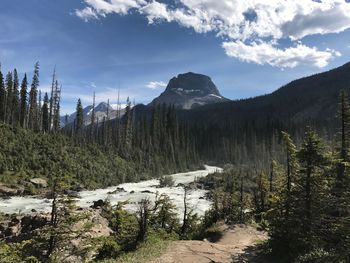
[0,184,19,196]
[91,199,105,209]
[21,215,47,233]
[64,190,80,198]
[29,178,48,188]
[107,187,126,194]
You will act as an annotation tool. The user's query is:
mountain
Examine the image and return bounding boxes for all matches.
[150,72,229,109]
[61,102,126,127]
[182,62,350,128]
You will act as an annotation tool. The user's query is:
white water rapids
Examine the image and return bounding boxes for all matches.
[0,165,222,217]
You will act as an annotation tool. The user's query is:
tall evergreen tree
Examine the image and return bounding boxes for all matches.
[90,92,96,139]
[5,71,13,124]
[53,101,60,132]
[327,90,350,261]
[42,93,49,133]
[297,128,331,249]
[269,131,300,259]
[12,69,19,125]
[49,67,56,132]
[75,98,83,133]
[19,74,28,128]
[0,69,5,122]
[28,62,39,130]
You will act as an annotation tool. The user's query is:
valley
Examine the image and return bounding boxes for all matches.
[1,61,350,262]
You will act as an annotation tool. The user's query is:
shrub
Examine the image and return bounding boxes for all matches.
[96,237,121,260]
[159,175,175,187]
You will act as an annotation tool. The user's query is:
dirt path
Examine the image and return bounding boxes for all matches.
[151,224,269,263]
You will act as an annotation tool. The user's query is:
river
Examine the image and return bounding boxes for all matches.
[0,165,222,217]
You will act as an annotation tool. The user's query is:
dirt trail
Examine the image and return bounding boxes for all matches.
[152,224,268,263]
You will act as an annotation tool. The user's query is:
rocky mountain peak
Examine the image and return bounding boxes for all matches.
[150,72,229,109]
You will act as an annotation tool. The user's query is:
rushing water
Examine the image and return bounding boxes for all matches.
[0,165,222,217]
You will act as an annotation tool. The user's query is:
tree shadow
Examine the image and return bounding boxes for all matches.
[232,244,273,263]
[205,230,224,243]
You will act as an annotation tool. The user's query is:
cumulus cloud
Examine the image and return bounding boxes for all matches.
[75,0,350,68]
[146,81,167,89]
[79,0,146,16]
[223,41,341,68]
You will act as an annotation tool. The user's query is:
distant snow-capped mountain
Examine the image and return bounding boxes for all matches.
[61,102,128,127]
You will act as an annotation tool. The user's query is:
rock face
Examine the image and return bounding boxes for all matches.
[150,72,229,109]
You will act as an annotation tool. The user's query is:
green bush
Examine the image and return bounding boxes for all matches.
[159,175,175,187]
[96,237,121,260]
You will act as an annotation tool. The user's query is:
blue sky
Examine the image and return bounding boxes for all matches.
[1,0,350,114]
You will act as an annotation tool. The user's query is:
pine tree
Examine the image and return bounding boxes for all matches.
[75,98,84,133]
[19,74,28,128]
[53,101,60,132]
[49,67,56,132]
[52,81,61,133]
[12,69,19,125]
[297,128,331,247]
[5,71,13,124]
[337,90,350,163]
[328,90,350,261]
[124,97,133,153]
[152,193,178,233]
[0,69,5,122]
[281,131,299,220]
[42,93,49,133]
[28,62,39,130]
[90,92,96,139]
[268,131,300,259]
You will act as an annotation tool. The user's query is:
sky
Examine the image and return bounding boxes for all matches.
[1,0,350,114]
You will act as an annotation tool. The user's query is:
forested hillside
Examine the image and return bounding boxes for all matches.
[0,63,200,192]
[174,62,350,167]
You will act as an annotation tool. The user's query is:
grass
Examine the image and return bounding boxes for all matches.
[98,233,171,263]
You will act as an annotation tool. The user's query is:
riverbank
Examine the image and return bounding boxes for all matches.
[0,165,222,216]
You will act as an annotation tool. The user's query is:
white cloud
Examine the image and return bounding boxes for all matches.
[75,7,98,22]
[281,1,350,40]
[75,0,350,68]
[75,0,146,19]
[223,41,341,68]
[146,81,167,89]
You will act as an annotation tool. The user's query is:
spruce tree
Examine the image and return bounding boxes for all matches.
[0,70,5,122]
[297,128,331,249]
[49,67,56,132]
[90,92,96,139]
[268,131,299,259]
[75,98,83,133]
[53,101,60,132]
[12,69,19,125]
[328,90,350,261]
[5,71,13,124]
[28,62,39,130]
[19,74,27,128]
[42,93,49,133]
